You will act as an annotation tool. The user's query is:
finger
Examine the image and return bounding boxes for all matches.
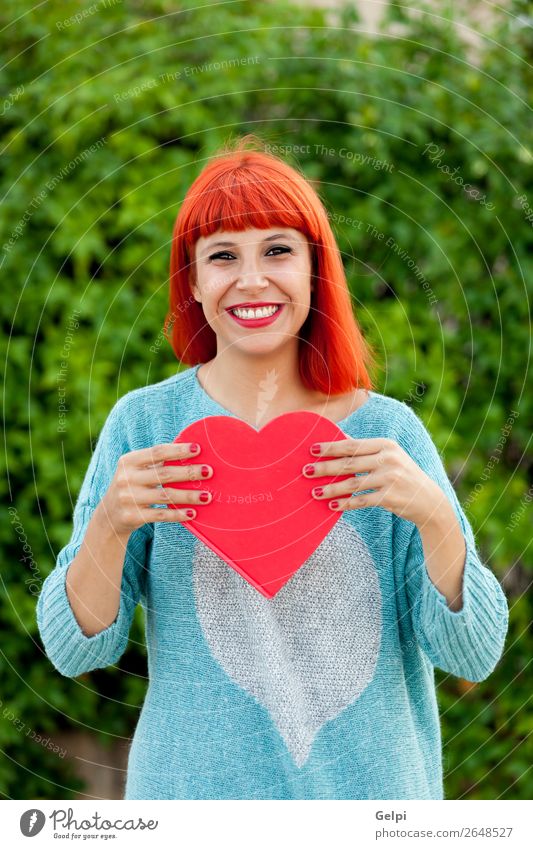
[309,437,392,458]
[135,463,213,486]
[328,490,382,512]
[142,486,213,507]
[133,441,202,468]
[303,453,384,478]
[139,506,198,522]
[309,472,382,500]
[111,505,198,527]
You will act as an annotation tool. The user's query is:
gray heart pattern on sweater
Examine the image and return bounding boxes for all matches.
[192,519,382,767]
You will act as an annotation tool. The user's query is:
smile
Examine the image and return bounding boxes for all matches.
[225,303,285,327]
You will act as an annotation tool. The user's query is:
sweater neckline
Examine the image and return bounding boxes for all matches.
[189,363,377,432]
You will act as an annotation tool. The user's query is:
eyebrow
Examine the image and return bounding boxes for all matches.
[201,233,297,254]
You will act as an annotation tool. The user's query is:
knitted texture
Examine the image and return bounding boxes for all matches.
[36,364,509,800]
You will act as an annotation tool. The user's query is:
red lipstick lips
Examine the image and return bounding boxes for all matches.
[226,302,285,328]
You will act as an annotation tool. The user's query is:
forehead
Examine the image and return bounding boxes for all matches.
[196,227,307,251]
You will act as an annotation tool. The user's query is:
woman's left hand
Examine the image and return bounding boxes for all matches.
[302,437,447,529]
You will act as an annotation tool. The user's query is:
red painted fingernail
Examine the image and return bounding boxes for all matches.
[186,509,196,518]
[200,465,211,477]
[329,500,340,510]
[310,444,321,456]
[303,464,315,476]
[312,487,324,497]
[199,492,210,503]
[190,443,200,454]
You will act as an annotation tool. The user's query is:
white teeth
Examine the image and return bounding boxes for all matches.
[231,305,280,319]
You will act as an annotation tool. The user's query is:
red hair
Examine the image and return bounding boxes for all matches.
[165,134,378,394]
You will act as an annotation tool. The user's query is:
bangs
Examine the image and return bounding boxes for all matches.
[181,166,318,251]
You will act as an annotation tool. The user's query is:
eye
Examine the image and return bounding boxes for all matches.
[207,251,235,261]
[267,245,292,256]
[207,246,293,262]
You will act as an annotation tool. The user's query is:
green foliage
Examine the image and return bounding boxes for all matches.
[1,0,531,800]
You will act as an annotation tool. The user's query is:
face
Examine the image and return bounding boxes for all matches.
[191,227,314,356]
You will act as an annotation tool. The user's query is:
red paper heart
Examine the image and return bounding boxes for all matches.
[163,412,354,598]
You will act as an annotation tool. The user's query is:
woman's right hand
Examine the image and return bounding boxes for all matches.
[99,441,213,536]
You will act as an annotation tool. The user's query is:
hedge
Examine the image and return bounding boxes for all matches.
[1,0,531,799]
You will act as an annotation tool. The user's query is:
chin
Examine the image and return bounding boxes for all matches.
[235,336,286,354]
[218,331,290,356]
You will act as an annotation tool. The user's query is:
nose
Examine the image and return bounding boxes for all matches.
[235,267,269,294]
[235,274,269,294]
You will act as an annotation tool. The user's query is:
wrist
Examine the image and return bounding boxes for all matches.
[414,483,455,532]
[93,499,131,544]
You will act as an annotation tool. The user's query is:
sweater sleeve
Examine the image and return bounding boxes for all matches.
[396,403,509,683]
[36,397,153,678]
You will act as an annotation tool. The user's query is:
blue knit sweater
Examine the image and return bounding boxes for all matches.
[36,364,509,800]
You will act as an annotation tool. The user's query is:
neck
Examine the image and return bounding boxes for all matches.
[199,345,316,426]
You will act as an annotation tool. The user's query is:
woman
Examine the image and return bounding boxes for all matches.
[37,135,509,800]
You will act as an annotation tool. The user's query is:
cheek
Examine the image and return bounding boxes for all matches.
[289,272,313,310]
[280,265,311,295]
[198,273,232,307]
